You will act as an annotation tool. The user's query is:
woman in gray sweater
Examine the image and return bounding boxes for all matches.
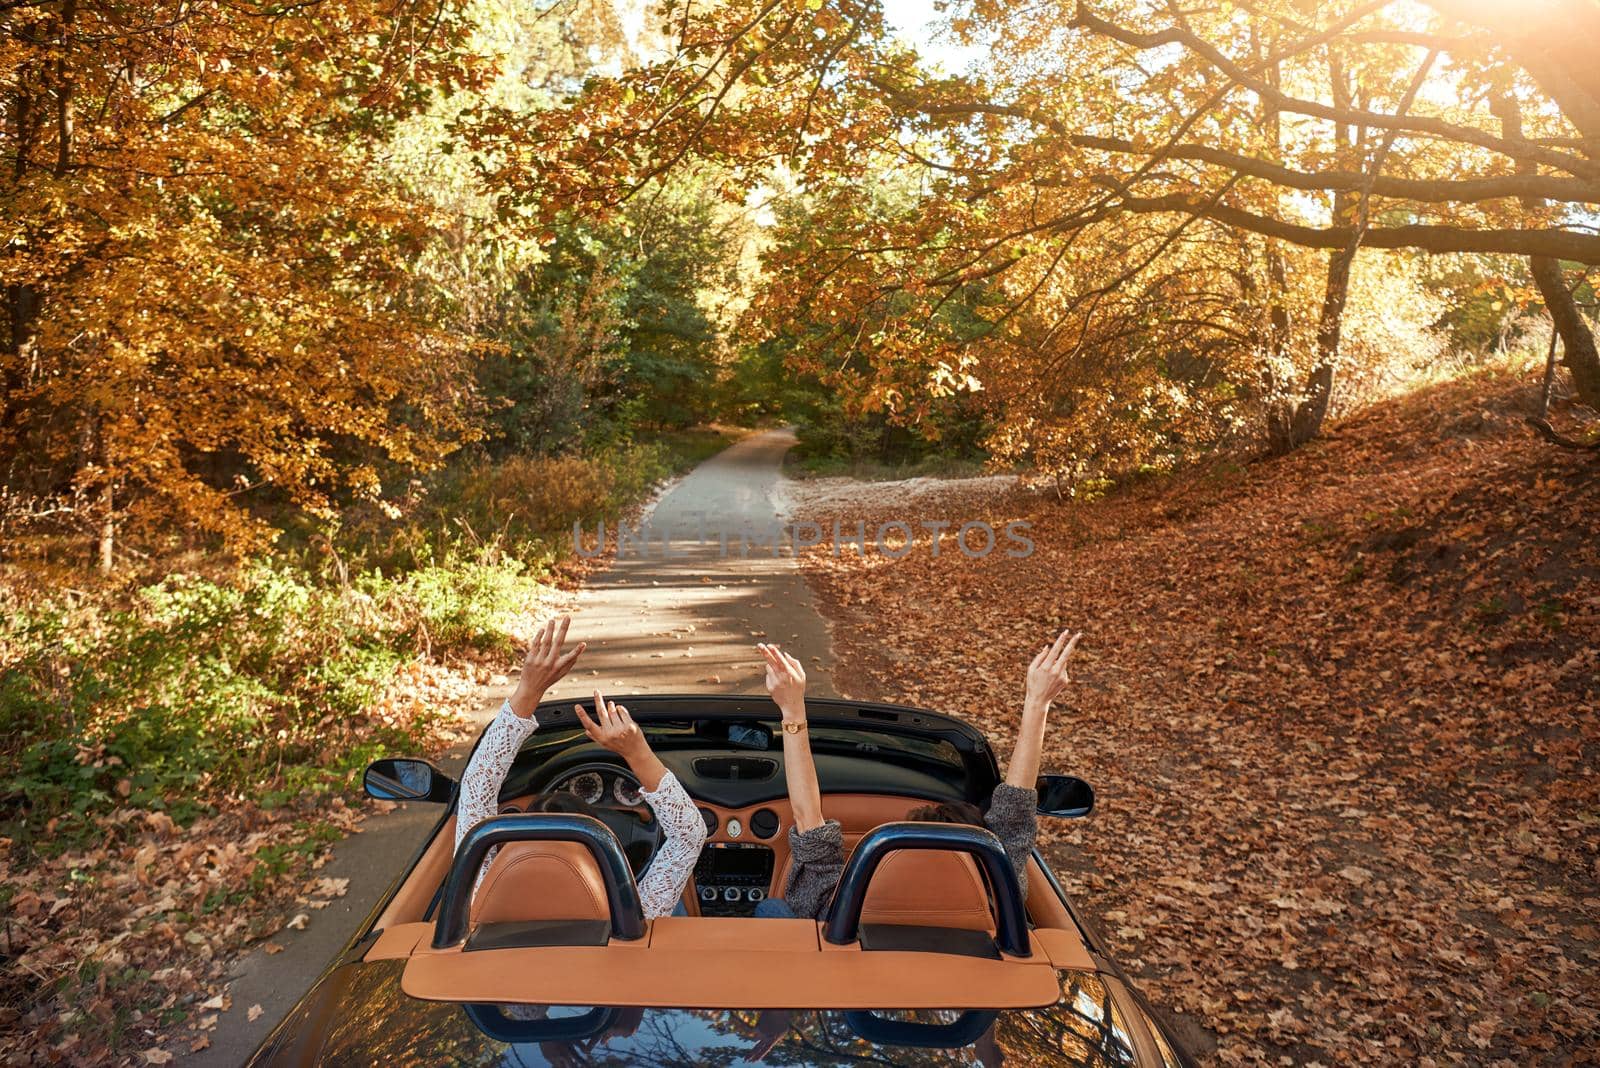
[756,629,1083,920]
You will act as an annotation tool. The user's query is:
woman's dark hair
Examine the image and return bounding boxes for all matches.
[906,799,984,826]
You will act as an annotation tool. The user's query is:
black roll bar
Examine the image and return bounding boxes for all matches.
[433,813,644,949]
[821,822,1031,958]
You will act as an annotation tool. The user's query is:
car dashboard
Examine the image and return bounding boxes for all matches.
[494,742,965,916]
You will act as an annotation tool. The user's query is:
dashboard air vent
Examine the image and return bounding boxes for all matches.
[749,808,781,839]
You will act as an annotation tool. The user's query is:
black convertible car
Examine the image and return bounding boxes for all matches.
[246,695,1195,1066]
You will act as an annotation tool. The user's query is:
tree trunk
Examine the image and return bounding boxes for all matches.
[1295,243,1355,441]
[1261,243,1295,452]
[1530,255,1600,407]
[1267,242,1353,454]
[1266,57,1358,455]
[54,0,75,180]
[4,86,37,445]
[1492,89,1600,409]
[97,483,114,575]
[1257,45,1302,453]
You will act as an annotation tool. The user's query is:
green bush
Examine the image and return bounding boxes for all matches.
[0,554,534,857]
[1,427,738,860]
[788,390,992,474]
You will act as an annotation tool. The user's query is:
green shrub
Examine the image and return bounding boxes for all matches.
[0,554,535,858]
[323,434,730,572]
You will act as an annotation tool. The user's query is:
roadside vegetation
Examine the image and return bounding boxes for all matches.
[0,427,742,1063]
[0,3,751,1059]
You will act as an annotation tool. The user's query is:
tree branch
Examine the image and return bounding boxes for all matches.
[1525,416,1600,450]
[1106,193,1600,261]
[901,105,1600,205]
[1070,3,1600,181]
[1064,134,1597,205]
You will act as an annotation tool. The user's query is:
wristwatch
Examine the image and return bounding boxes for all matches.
[781,720,807,734]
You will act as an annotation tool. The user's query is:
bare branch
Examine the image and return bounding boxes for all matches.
[1106,193,1600,261]
[1070,3,1600,181]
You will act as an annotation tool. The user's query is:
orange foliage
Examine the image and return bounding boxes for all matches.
[1,1,492,556]
[791,369,1599,1064]
[490,0,1600,473]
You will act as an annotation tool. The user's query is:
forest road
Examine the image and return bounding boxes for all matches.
[193,427,839,1065]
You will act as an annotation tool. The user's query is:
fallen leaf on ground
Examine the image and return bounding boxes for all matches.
[311,877,349,898]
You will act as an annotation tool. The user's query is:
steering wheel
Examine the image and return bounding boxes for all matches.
[535,763,664,877]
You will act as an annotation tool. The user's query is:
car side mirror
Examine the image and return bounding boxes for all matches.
[364,758,455,803]
[1036,774,1094,818]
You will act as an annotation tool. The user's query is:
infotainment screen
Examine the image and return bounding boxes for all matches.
[709,846,771,879]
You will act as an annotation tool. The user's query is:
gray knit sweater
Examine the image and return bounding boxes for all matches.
[781,784,1039,921]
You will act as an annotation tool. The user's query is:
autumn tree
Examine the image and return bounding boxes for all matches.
[998,0,1600,447]
[488,0,1600,469]
[1,1,491,568]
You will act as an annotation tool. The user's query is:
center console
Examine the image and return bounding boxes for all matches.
[692,843,775,916]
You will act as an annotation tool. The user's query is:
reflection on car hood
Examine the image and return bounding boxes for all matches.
[270,960,1140,1067]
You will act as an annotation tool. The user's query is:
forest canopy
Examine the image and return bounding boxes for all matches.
[0,0,744,567]
[3,0,1597,560]
[2,4,1596,1064]
[490,0,1600,468]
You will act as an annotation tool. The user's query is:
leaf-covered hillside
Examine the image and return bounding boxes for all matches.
[791,368,1598,1065]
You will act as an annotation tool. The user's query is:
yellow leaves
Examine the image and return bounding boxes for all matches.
[6,0,487,558]
[927,361,985,397]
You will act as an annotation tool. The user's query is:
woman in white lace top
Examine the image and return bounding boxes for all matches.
[455,616,707,920]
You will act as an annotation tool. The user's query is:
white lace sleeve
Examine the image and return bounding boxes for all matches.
[456,701,538,893]
[635,771,707,919]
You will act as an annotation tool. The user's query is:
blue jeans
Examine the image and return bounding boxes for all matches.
[753,897,797,918]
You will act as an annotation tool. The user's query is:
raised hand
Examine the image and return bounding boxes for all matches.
[1007,628,1083,791]
[762,643,822,832]
[758,643,806,721]
[509,616,585,718]
[575,687,666,791]
[575,688,646,758]
[1024,628,1082,712]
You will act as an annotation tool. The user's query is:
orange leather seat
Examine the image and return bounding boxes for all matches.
[857,849,996,933]
[469,841,611,928]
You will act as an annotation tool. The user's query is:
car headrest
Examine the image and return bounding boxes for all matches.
[470,841,611,928]
[435,813,645,950]
[823,821,1030,958]
[858,849,995,932]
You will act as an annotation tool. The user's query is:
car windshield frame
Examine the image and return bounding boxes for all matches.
[504,694,1003,801]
